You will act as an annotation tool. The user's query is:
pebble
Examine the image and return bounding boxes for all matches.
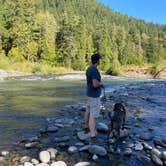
[151,153,163,166]
[92,154,98,161]
[124,148,132,156]
[74,162,91,166]
[24,162,34,166]
[31,158,39,165]
[20,156,31,164]
[135,142,143,151]
[143,142,153,150]
[88,145,107,156]
[1,151,10,157]
[39,151,50,163]
[68,146,78,154]
[51,161,67,166]
[47,148,58,160]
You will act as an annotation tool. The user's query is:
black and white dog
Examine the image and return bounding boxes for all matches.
[108,102,126,138]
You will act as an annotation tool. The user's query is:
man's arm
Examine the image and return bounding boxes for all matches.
[92,79,103,88]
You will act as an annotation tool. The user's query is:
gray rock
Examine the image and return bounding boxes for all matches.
[162,151,166,160]
[151,154,163,166]
[79,145,90,152]
[109,145,114,153]
[25,142,38,148]
[24,162,34,166]
[154,139,166,147]
[47,126,58,132]
[54,136,70,143]
[151,148,162,158]
[74,162,91,166]
[77,131,90,141]
[124,148,132,156]
[97,122,109,133]
[39,151,50,163]
[143,142,153,150]
[88,145,107,156]
[75,142,85,146]
[68,146,78,154]
[47,148,58,160]
[126,143,134,148]
[108,138,116,144]
[92,154,98,161]
[119,129,129,138]
[36,163,49,166]
[51,161,67,166]
[20,156,31,164]
[1,151,9,157]
[135,142,143,151]
[140,133,153,141]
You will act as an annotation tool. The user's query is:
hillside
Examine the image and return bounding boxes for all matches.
[0,0,166,74]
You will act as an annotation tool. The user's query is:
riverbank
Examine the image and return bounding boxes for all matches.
[0,80,165,166]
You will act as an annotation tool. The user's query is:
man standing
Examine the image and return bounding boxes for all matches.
[84,53,103,141]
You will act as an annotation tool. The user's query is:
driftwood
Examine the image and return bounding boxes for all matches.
[153,66,166,78]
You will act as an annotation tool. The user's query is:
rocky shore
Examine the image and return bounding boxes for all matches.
[0,80,165,166]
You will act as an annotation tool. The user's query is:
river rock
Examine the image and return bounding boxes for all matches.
[68,146,78,154]
[108,138,116,144]
[126,143,134,148]
[31,158,39,165]
[74,162,91,166]
[97,122,109,133]
[77,131,90,141]
[24,162,34,166]
[154,139,166,147]
[119,129,129,138]
[88,145,107,156]
[36,163,49,166]
[47,126,58,132]
[47,148,58,160]
[51,161,67,166]
[54,136,70,143]
[124,148,132,156]
[143,142,153,150]
[25,142,38,148]
[39,151,50,163]
[92,154,98,161]
[79,145,90,152]
[20,156,31,164]
[0,157,7,166]
[151,154,163,166]
[109,145,114,153]
[151,148,162,158]
[75,142,85,146]
[135,142,143,151]
[140,133,153,141]
[1,151,10,157]
[162,151,166,160]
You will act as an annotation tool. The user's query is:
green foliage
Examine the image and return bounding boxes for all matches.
[0,0,165,74]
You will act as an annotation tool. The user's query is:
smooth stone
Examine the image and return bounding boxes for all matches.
[74,162,91,166]
[151,154,163,166]
[47,126,58,132]
[39,151,50,163]
[154,139,166,147]
[54,136,70,143]
[124,148,132,156]
[0,157,7,165]
[143,142,153,150]
[36,163,49,166]
[28,136,39,142]
[20,156,31,164]
[31,158,39,165]
[135,142,143,151]
[140,133,153,141]
[25,142,38,148]
[24,162,33,166]
[151,148,162,158]
[1,151,9,157]
[108,138,116,144]
[126,143,134,148]
[77,131,90,141]
[75,142,85,146]
[47,148,58,160]
[68,146,78,154]
[162,151,166,160]
[109,145,114,153]
[119,129,129,138]
[92,154,98,161]
[97,122,109,132]
[51,161,67,166]
[79,145,90,152]
[54,124,64,128]
[88,145,107,156]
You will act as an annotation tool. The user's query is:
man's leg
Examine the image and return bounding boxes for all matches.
[89,115,96,137]
[84,110,89,129]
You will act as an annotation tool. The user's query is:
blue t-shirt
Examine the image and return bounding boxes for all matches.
[86,65,101,98]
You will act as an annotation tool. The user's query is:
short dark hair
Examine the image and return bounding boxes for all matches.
[91,53,101,64]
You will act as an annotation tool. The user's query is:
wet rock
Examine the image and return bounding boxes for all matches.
[151,148,162,158]
[47,126,58,132]
[79,106,86,112]
[140,133,153,141]
[119,129,129,138]
[36,163,49,166]
[162,151,166,160]
[124,148,132,156]
[24,162,34,166]
[74,162,91,166]
[77,131,90,141]
[108,138,116,144]
[108,145,114,153]
[47,148,58,160]
[154,139,166,148]
[97,122,109,133]
[68,146,78,154]
[134,142,143,151]
[151,154,163,166]
[88,145,107,156]
[31,158,39,165]
[75,142,85,146]
[0,157,7,166]
[39,151,50,163]
[79,145,90,152]
[92,154,98,161]
[20,156,31,164]
[143,142,153,150]
[51,161,67,166]
[126,143,134,148]
[54,136,70,143]
[25,142,38,148]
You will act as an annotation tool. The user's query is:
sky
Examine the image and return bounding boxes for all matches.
[97,0,166,25]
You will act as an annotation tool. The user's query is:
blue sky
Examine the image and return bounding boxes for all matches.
[97,0,166,25]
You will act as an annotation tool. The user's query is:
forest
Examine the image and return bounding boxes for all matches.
[0,0,166,74]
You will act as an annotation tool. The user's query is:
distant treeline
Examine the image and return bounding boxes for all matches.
[0,0,166,74]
